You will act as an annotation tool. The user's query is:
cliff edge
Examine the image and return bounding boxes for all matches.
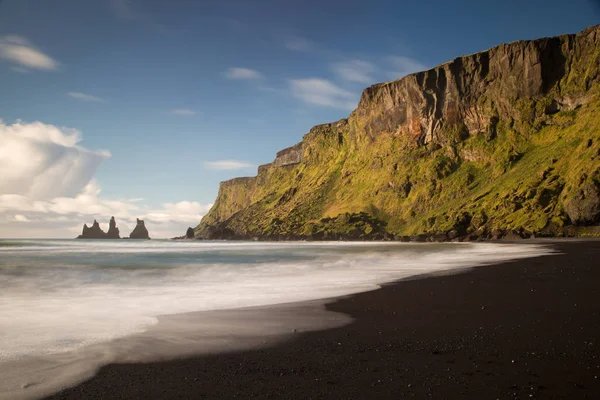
[191,25,600,241]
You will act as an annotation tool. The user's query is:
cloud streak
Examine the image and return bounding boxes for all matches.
[284,36,315,52]
[67,92,104,102]
[108,0,136,19]
[204,160,255,170]
[224,67,262,80]
[171,109,197,116]
[331,59,376,84]
[0,35,59,71]
[289,78,357,110]
[386,56,428,80]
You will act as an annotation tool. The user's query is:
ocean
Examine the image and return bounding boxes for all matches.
[0,239,553,399]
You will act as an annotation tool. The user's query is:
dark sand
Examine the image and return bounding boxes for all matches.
[48,241,600,399]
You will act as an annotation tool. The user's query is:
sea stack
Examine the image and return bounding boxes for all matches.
[129,219,151,239]
[186,227,195,239]
[105,216,121,239]
[77,220,107,239]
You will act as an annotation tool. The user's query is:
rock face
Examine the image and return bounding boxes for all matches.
[273,142,303,167]
[105,216,120,239]
[77,220,107,239]
[129,219,150,239]
[186,227,195,239]
[192,25,600,240]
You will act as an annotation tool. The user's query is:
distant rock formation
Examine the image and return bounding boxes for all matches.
[171,227,195,240]
[77,219,107,239]
[129,219,150,239]
[77,217,150,239]
[105,216,120,239]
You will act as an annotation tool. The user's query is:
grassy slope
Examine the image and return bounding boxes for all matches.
[196,89,599,239]
[196,28,600,240]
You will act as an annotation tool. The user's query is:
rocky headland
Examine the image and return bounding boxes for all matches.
[182,25,600,242]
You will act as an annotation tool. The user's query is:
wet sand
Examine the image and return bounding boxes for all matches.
[48,240,600,399]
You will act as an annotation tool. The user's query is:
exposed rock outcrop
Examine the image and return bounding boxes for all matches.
[186,227,195,238]
[129,219,150,239]
[105,216,120,239]
[273,142,303,167]
[77,217,150,239]
[189,25,600,241]
[77,220,107,239]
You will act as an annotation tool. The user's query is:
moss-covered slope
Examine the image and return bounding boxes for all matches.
[193,25,600,240]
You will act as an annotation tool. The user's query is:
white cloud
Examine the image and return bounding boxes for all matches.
[284,36,315,52]
[13,214,29,222]
[0,181,212,238]
[144,201,213,224]
[387,56,428,79]
[0,120,110,200]
[171,109,197,116]
[67,92,104,102]
[224,67,262,80]
[0,35,59,71]
[0,120,211,238]
[289,78,357,110]
[204,160,255,170]
[331,59,376,84]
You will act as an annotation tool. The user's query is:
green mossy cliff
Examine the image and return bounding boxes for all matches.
[193,25,600,241]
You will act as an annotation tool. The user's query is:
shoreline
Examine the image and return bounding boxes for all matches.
[47,240,600,399]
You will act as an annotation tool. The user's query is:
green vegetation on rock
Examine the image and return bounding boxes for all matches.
[192,25,600,241]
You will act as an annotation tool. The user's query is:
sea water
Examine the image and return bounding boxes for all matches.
[0,239,554,399]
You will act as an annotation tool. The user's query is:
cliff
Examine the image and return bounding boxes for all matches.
[193,25,600,240]
[129,219,150,239]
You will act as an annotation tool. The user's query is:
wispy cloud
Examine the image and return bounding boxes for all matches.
[11,66,29,73]
[224,67,262,80]
[108,0,136,19]
[0,35,59,71]
[284,36,315,52]
[331,59,376,84]
[289,78,357,110]
[204,160,255,170]
[171,109,197,116]
[386,56,428,80]
[67,92,104,102]
[13,214,29,222]
[143,201,213,224]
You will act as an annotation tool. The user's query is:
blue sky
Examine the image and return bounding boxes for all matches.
[0,0,598,237]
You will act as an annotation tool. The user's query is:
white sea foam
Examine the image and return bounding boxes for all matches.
[0,240,555,399]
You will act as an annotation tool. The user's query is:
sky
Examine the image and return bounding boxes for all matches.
[0,0,598,238]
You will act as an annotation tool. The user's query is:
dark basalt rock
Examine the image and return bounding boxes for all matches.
[186,227,195,239]
[106,216,120,239]
[129,219,151,239]
[77,219,107,239]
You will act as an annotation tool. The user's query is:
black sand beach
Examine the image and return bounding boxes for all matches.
[48,240,600,399]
